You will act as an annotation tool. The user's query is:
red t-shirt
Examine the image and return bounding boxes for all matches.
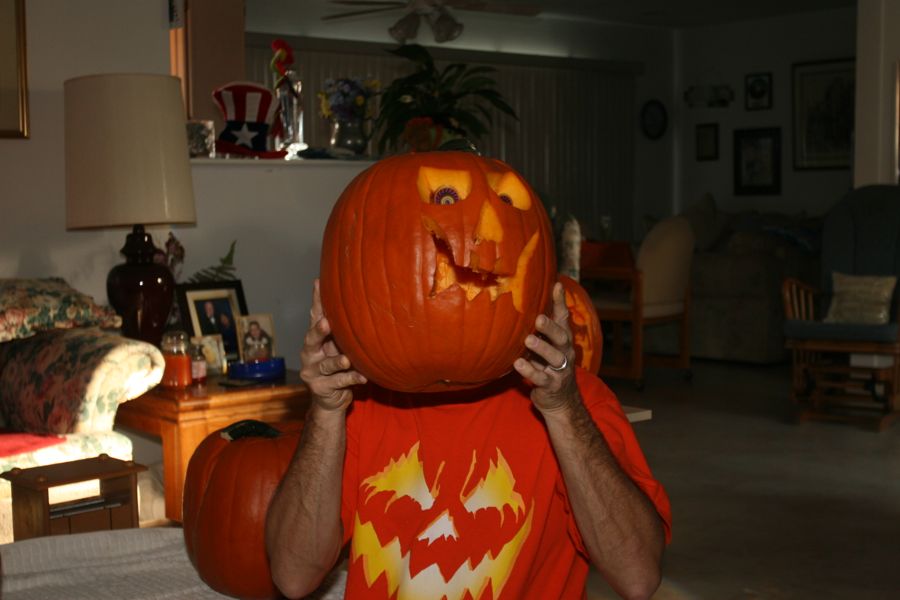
[341,369,671,600]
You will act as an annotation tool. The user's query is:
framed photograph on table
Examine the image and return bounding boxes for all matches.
[745,72,772,110]
[696,123,719,161]
[190,334,227,374]
[237,313,276,363]
[0,0,29,138]
[176,280,248,362]
[734,127,781,195]
[792,58,855,169]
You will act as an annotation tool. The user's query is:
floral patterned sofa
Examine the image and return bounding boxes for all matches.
[0,278,164,543]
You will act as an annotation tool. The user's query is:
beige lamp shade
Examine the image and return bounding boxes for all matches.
[65,73,196,229]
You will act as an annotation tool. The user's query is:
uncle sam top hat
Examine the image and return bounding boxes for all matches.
[212,81,286,158]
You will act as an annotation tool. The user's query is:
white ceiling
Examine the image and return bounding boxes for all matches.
[314,0,857,29]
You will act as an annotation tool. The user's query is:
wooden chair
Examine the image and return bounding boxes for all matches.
[583,217,695,388]
[782,185,900,431]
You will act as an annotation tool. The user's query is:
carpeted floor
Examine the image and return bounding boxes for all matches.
[587,360,900,599]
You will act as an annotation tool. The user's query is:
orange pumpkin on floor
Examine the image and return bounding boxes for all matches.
[320,151,556,393]
[183,420,301,600]
[559,275,603,373]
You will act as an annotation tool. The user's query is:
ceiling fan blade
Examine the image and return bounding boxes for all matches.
[329,1,407,6]
[445,1,541,17]
[322,6,403,20]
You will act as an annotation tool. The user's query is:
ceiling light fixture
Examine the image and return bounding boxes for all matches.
[388,4,463,44]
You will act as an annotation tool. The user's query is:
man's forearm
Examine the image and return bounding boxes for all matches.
[266,406,347,599]
[543,395,664,600]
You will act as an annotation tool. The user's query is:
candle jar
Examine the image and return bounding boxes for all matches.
[161,330,192,388]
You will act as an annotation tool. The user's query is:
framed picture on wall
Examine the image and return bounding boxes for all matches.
[734,127,781,195]
[745,72,772,110]
[696,123,719,161]
[0,0,29,138]
[792,58,855,169]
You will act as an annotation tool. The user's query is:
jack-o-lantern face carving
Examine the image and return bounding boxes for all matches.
[320,151,556,393]
[351,443,534,600]
[559,275,603,373]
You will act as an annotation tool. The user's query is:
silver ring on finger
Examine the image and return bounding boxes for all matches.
[547,355,568,372]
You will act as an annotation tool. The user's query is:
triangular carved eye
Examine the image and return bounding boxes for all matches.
[418,167,472,204]
[461,449,525,524]
[361,442,443,510]
[486,172,531,210]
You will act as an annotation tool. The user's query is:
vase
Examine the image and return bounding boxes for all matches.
[329,117,367,156]
[274,70,307,158]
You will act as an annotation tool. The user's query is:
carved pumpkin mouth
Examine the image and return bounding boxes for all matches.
[426,228,539,314]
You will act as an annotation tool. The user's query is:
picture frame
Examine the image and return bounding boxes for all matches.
[191,334,228,374]
[175,280,248,362]
[236,313,276,363]
[696,123,719,161]
[734,127,781,195]
[792,58,855,169]
[745,72,772,110]
[0,0,29,138]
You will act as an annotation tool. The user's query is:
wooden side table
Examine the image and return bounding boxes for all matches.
[1,454,146,541]
[115,370,309,522]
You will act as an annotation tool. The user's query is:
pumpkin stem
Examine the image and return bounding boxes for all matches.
[437,138,480,154]
[220,419,281,441]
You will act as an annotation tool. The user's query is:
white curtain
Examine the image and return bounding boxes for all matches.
[246,34,637,240]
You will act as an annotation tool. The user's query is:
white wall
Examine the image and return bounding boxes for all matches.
[678,7,856,217]
[0,0,170,297]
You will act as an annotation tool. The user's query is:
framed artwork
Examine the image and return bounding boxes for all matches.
[0,0,29,138]
[792,58,855,169]
[696,123,719,161]
[745,72,772,110]
[639,99,668,140]
[191,334,227,374]
[734,127,781,195]
[237,313,276,363]
[175,280,248,362]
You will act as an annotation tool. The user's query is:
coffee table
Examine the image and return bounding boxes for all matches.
[115,371,309,522]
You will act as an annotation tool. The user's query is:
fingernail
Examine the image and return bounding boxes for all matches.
[526,335,536,347]
[537,315,547,327]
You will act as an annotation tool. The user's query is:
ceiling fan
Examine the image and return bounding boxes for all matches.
[323,0,541,43]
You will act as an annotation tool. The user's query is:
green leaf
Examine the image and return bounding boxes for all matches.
[386,44,434,71]
[187,241,238,283]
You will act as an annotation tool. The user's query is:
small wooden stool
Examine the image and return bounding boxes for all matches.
[1,454,147,541]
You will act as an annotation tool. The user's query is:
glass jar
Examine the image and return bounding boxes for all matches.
[191,343,208,386]
[161,331,192,388]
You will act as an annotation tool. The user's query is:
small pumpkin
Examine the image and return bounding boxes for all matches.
[183,420,301,600]
[559,275,603,373]
[320,151,556,392]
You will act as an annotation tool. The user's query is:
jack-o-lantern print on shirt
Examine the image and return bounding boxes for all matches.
[351,441,533,600]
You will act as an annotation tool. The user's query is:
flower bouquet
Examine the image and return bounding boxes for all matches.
[317,77,380,123]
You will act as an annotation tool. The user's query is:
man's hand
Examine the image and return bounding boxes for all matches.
[300,279,366,412]
[513,282,578,413]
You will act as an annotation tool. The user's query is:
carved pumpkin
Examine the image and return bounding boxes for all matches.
[320,151,556,393]
[559,275,603,373]
[183,420,301,600]
[350,442,533,599]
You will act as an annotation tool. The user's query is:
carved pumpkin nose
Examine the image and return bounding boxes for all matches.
[470,199,504,273]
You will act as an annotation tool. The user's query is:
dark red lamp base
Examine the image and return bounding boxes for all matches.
[106,224,174,347]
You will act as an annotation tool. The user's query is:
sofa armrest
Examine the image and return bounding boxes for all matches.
[0,328,163,435]
[782,277,819,321]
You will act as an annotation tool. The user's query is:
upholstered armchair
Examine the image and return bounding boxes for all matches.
[584,217,695,388]
[782,185,900,430]
[0,278,164,542]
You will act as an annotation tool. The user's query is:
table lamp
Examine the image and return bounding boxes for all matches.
[65,73,196,347]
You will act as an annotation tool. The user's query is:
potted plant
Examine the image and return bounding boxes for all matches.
[374,44,517,154]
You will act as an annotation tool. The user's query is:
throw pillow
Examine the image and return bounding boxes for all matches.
[0,278,121,343]
[824,273,897,325]
[680,193,731,251]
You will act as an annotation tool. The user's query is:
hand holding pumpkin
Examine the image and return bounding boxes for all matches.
[300,280,366,412]
[514,282,578,413]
